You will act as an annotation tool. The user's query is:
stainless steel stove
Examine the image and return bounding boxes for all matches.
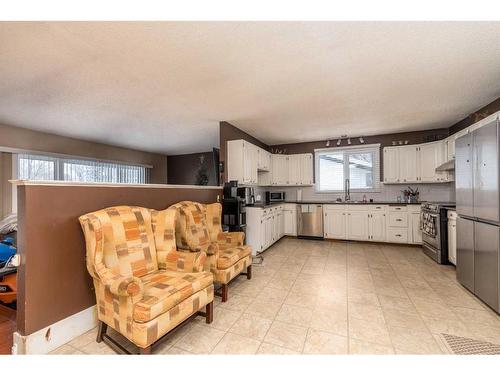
[421,202,456,264]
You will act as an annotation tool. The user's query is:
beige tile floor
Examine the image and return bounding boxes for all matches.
[51,238,500,355]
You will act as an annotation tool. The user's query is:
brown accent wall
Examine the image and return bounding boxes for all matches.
[270,128,449,181]
[449,97,500,135]
[167,151,217,186]
[219,121,269,183]
[16,184,221,335]
[0,123,168,183]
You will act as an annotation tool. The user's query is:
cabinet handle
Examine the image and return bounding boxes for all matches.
[396,234,402,237]
[396,219,402,222]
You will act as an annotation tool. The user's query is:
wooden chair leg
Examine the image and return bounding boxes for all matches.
[96,321,107,343]
[139,346,152,355]
[221,283,228,302]
[206,301,214,324]
[246,265,252,280]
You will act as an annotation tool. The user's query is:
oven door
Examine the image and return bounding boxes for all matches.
[421,212,441,249]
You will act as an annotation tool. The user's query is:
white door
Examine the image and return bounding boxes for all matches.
[265,216,273,249]
[369,212,386,242]
[288,155,301,185]
[278,211,284,238]
[324,210,346,239]
[383,147,400,183]
[347,211,369,240]
[419,141,446,182]
[284,209,296,235]
[242,141,253,184]
[399,146,418,183]
[410,212,422,244]
[271,155,288,185]
[299,154,313,185]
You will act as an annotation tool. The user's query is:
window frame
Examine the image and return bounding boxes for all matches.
[16,153,151,184]
[314,144,381,193]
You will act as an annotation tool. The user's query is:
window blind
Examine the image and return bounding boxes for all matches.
[17,154,150,184]
[315,144,380,192]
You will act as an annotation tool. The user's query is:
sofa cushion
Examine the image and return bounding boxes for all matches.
[133,270,213,323]
[216,246,252,270]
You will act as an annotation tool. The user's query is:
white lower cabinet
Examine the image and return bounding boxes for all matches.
[283,203,297,236]
[347,210,369,241]
[246,205,285,255]
[323,204,421,245]
[324,205,347,239]
[369,211,386,242]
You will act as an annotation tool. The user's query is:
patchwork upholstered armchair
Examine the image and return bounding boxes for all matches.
[79,206,214,354]
[169,201,252,302]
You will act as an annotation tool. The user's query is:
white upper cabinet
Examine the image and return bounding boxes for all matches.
[271,154,288,185]
[418,141,446,182]
[383,147,400,183]
[299,153,314,185]
[287,154,301,185]
[399,145,419,183]
[257,148,271,171]
[383,140,448,184]
[228,139,259,185]
[227,139,313,186]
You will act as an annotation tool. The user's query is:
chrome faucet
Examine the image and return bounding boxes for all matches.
[344,178,350,202]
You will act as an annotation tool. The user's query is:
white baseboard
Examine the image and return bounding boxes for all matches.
[12,305,98,354]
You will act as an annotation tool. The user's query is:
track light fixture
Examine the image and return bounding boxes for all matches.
[347,138,351,145]
[326,140,330,147]
[359,137,364,144]
[336,139,341,146]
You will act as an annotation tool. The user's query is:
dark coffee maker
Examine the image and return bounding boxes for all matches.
[222,181,246,232]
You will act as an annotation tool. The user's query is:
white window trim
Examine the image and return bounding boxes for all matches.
[314,143,381,193]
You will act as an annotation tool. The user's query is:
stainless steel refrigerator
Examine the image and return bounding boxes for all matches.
[455,114,500,313]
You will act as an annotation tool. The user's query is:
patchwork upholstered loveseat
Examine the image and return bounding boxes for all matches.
[79,205,214,354]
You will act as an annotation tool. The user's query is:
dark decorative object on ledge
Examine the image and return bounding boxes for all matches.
[195,155,209,185]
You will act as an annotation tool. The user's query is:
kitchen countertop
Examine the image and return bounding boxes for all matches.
[249,201,423,208]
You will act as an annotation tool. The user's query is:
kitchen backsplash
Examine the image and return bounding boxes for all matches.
[254,183,455,203]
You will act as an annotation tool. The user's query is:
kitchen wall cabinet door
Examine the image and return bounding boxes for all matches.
[324,210,346,239]
[228,140,258,185]
[299,153,314,185]
[346,211,369,241]
[418,141,446,182]
[368,212,386,242]
[284,209,297,236]
[399,146,418,183]
[258,149,271,171]
[271,155,288,185]
[288,155,301,185]
[383,147,400,183]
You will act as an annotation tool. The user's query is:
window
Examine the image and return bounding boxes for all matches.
[315,144,380,192]
[17,154,150,184]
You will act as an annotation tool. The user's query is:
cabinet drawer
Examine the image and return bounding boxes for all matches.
[386,228,408,243]
[388,213,408,227]
[347,205,370,211]
[389,205,407,212]
[369,205,387,212]
[324,204,347,211]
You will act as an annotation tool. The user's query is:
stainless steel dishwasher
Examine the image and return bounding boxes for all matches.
[297,204,324,238]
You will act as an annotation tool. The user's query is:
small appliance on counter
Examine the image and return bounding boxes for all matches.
[420,201,456,264]
[222,181,247,232]
[265,191,285,204]
[236,187,255,206]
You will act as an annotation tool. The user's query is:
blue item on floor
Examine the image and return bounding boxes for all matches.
[0,237,16,263]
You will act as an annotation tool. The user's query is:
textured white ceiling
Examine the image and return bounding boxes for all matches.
[0,22,499,155]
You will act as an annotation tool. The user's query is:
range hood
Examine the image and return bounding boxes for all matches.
[435,159,455,172]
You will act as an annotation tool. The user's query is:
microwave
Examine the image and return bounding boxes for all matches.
[266,191,286,203]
